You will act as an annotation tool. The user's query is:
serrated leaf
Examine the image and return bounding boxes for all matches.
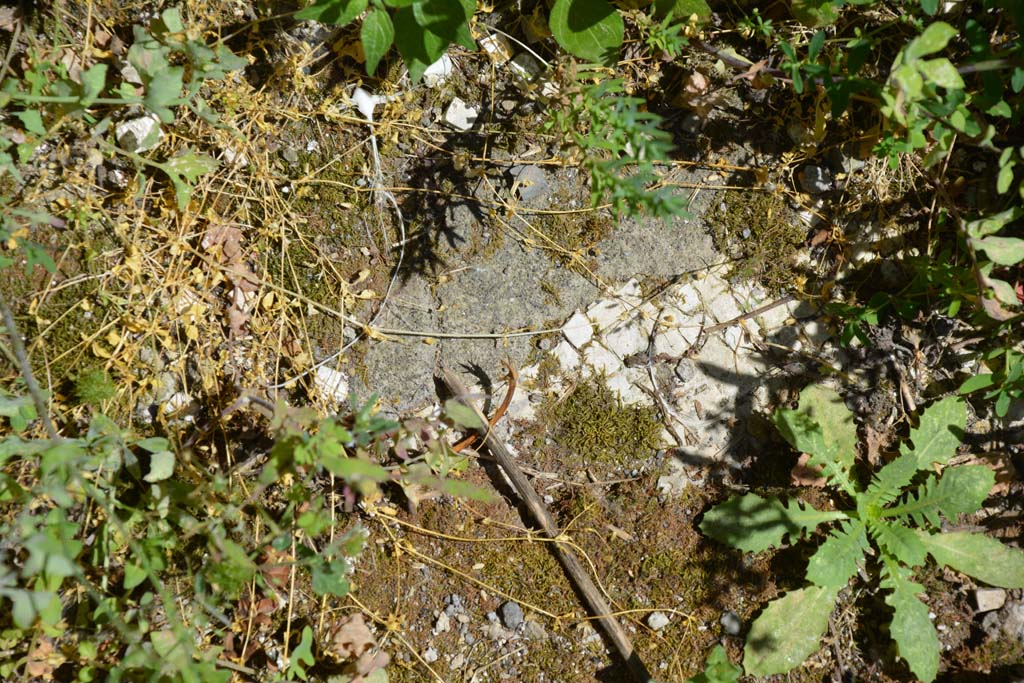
[549,0,624,65]
[870,519,927,567]
[700,493,846,553]
[885,465,993,527]
[863,449,920,513]
[295,0,368,25]
[973,235,1024,266]
[143,449,175,482]
[918,530,1024,587]
[362,8,394,76]
[774,385,858,494]
[900,395,965,469]
[311,557,351,596]
[905,22,958,61]
[882,560,939,682]
[744,585,837,676]
[806,519,869,588]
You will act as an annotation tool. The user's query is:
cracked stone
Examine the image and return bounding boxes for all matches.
[551,340,581,371]
[582,343,623,376]
[562,310,593,348]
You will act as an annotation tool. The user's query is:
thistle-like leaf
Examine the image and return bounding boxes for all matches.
[881,559,940,683]
[918,530,1024,588]
[774,385,858,495]
[743,585,838,677]
[700,493,847,554]
[885,465,993,528]
[806,519,869,589]
[899,395,965,469]
[869,519,927,567]
[862,447,920,513]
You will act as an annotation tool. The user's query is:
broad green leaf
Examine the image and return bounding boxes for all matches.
[79,63,108,106]
[870,519,927,567]
[973,235,1024,266]
[791,0,840,27]
[8,589,60,629]
[324,455,390,484]
[124,563,148,590]
[905,22,958,61]
[136,436,170,452]
[143,449,175,482]
[885,465,993,527]
[392,6,450,82]
[311,558,351,596]
[295,0,368,25]
[15,110,46,136]
[917,58,964,89]
[163,151,219,209]
[549,0,624,65]
[158,8,186,34]
[900,395,965,469]
[744,585,837,676]
[143,67,185,123]
[965,206,1023,238]
[444,398,485,429]
[773,385,857,494]
[806,519,868,589]
[362,8,394,75]
[653,0,711,21]
[685,644,741,683]
[882,560,939,682]
[700,493,846,553]
[918,530,1024,587]
[960,373,996,393]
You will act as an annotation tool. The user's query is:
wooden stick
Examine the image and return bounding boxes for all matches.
[440,366,651,683]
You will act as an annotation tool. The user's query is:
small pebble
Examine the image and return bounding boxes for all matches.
[499,601,524,629]
[423,647,438,663]
[647,611,670,631]
[720,610,741,635]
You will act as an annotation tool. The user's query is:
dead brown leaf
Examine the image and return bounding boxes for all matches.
[330,612,377,661]
[791,452,827,488]
[26,636,64,678]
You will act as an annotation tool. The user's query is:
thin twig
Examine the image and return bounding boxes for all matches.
[0,292,60,441]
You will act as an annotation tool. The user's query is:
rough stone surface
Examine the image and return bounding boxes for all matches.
[444,97,479,131]
[798,164,833,193]
[720,610,742,636]
[975,588,1007,613]
[314,365,349,404]
[509,164,549,201]
[562,310,593,348]
[115,114,163,153]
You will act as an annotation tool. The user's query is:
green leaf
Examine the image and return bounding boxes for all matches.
[295,0,368,25]
[917,58,964,89]
[700,493,847,553]
[882,560,939,682]
[885,465,993,527]
[123,563,148,590]
[806,519,868,588]
[136,436,170,452]
[685,644,741,683]
[288,626,316,681]
[362,8,394,76]
[869,519,927,567]
[973,235,1024,266]
[791,0,840,27]
[392,6,449,82]
[143,449,175,482]
[15,110,46,136]
[773,385,858,494]
[901,395,965,469]
[905,22,958,61]
[79,63,108,106]
[162,151,219,210]
[444,398,485,430]
[743,585,837,676]
[143,67,185,123]
[960,373,996,393]
[653,0,711,21]
[918,530,1024,587]
[863,449,921,513]
[311,558,352,596]
[324,455,390,483]
[549,0,624,65]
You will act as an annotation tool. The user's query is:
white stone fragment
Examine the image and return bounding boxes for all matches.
[654,323,701,358]
[444,97,478,131]
[223,146,248,168]
[422,54,455,87]
[314,365,349,403]
[562,310,593,349]
[605,372,649,406]
[582,343,623,376]
[603,319,648,358]
[586,298,626,331]
[551,340,581,371]
[975,588,1007,613]
[647,611,670,631]
[115,113,163,153]
[615,278,642,303]
[723,325,742,351]
[480,34,513,63]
